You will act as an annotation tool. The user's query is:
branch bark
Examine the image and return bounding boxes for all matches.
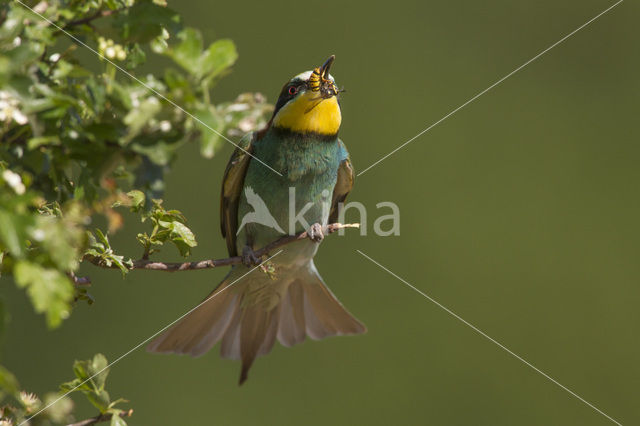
[63,8,121,29]
[68,271,91,285]
[86,223,359,272]
[67,409,133,426]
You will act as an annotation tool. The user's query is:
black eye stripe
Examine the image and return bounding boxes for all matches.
[273,79,307,116]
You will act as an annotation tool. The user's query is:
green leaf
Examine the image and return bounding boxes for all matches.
[167,29,237,82]
[5,41,44,68]
[132,199,198,256]
[13,261,73,328]
[110,410,128,426]
[164,67,191,93]
[113,190,146,211]
[34,213,84,272]
[125,43,147,68]
[114,0,180,43]
[74,286,95,306]
[65,354,109,393]
[87,389,111,413]
[170,28,202,75]
[86,230,132,276]
[60,354,112,413]
[60,377,86,393]
[0,209,31,258]
[27,136,61,149]
[167,220,197,256]
[87,353,109,391]
[200,39,238,82]
[110,254,132,275]
[95,229,110,248]
[127,190,145,211]
[194,107,224,158]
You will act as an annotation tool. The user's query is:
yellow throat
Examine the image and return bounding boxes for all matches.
[272,90,342,136]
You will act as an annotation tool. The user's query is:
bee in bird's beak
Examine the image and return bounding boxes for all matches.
[270,55,343,135]
[308,55,339,99]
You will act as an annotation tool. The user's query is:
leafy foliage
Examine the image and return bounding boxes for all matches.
[85,228,133,275]
[131,192,198,257]
[60,354,128,418]
[0,354,127,425]
[13,260,74,328]
[0,0,273,423]
[0,0,272,326]
[0,182,86,328]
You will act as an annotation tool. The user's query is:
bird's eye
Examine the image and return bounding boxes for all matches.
[288,86,298,95]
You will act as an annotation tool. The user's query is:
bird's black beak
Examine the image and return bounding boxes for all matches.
[308,55,339,99]
[319,55,335,79]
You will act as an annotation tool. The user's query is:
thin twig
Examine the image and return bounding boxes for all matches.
[67,409,133,426]
[63,8,120,29]
[86,223,360,272]
[67,271,92,286]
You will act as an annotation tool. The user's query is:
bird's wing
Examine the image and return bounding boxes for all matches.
[329,139,354,224]
[220,133,255,256]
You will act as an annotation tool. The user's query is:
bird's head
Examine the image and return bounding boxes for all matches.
[270,55,342,138]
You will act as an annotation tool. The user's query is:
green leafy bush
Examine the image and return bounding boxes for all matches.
[1,353,126,425]
[0,0,272,423]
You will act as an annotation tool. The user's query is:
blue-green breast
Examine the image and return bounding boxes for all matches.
[237,129,343,252]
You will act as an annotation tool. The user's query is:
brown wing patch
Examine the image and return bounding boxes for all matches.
[329,157,354,224]
[220,134,255,256]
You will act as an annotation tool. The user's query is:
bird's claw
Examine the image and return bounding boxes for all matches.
[307,223,325,243]
[242,245,260,267]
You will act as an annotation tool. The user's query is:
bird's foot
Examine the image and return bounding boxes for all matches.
[242,245,261,267]
[307,223,325,243]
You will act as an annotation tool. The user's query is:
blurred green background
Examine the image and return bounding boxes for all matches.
[4,0,640,424]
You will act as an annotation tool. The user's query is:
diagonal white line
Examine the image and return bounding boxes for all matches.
[357,0,623,176]
[356,249,623,426]
[19,251,283,425]
[14,0,282,177]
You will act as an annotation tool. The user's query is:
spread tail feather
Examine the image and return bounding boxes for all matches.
[146,278,238,357]
[277,262,366,345]
[147,261,366,384]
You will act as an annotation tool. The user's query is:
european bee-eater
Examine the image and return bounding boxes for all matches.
[148,55,365,384]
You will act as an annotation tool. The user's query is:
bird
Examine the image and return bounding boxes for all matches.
[147,55,366,384]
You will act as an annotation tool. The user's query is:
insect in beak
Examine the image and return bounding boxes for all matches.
[319,55,335,79]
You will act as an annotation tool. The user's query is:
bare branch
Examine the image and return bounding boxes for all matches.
[86,223,359,272]
[67,409,133,426]
[63,8,121,29]
[68,271,92,286]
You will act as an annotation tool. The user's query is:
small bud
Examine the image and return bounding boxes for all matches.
[32,229,45,241]
[19,391,41,412]
[12,109,27,125]
[3,170,26,195]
